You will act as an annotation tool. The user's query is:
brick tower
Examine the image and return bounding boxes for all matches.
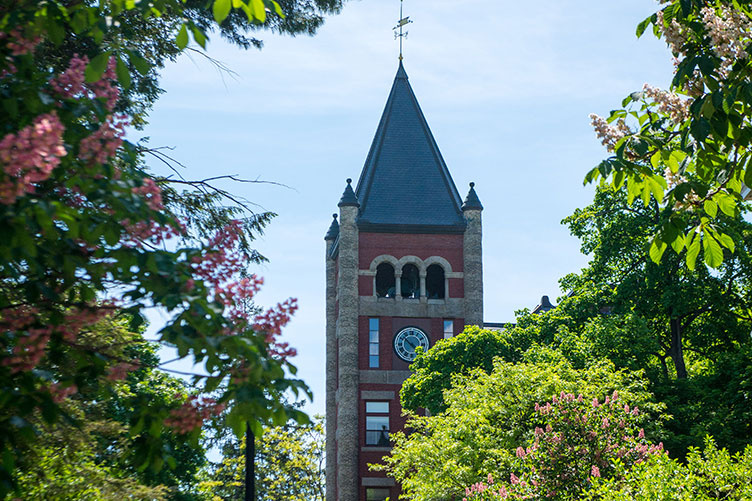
[325,62,484,501]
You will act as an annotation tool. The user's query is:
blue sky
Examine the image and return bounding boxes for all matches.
[143,0,674,416]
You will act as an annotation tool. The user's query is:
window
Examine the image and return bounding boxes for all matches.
[426,264,445,299]
[369,318,379,368]
[400,264,419,298]
[444,319,454,339]
[375,263,396,297]
[366,488,391,501]
[365,401,390,446]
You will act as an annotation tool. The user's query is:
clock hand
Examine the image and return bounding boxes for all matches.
[406,339,417,350]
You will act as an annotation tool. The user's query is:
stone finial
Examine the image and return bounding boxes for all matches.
[325,213,339,240]
[462,182,483,211]
[338,178,360,208]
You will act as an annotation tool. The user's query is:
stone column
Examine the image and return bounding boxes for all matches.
[336,181,360,500]
[462,183,484,326]
[324,215,338,501]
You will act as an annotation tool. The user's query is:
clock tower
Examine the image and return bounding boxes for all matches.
[324,62,484,501]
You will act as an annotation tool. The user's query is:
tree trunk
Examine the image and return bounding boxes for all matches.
[669,318,688,379]
[245,424,255,501]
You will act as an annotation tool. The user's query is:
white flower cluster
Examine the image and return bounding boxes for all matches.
[665,167,700,209]
[589,114,631,152]
[701,5,752,78]
[657,10,687,56]
[643,84,690,123]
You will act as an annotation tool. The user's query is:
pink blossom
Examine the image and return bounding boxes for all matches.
[164,395,226,435]
[132,178,163,210]
[590,465,600,478]
[0,112,67,204]
[78,114,127,166]
[50,55,88,98]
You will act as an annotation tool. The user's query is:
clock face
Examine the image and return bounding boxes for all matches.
[393,327,430,362]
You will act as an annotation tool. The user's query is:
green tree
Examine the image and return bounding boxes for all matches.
[560,187,752,454]
[0,0,348,495]
[8,316,209,500]
[203,417,325,501]
[400,326,521,414]
[379,348,663,501]
[585,0,752,269]
[587,437,752,500]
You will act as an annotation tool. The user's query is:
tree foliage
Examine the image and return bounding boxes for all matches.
[379,348,663,500]
[0,0,348,495]
[202,417,325,501]
[585,0,752,269]
[587,438,752,500]
[463,391,664,501]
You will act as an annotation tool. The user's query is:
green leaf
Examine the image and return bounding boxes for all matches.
[704,199,718,218]
[176,24,189,49]
[703,233,723,268]
[271,0,285,17]
[716,193,736,216]
[744,163,752,188]
[129,51,150,75]
[717,232,736,253]
[192,26,207,49]
[636,15,653,37]
[85,52,111,83]
[671,233,686,253]
[649,239,667,264]
[686,231,701,270]
[213,0,232,23]
[647,176,665,203]
[115,56,131,89]
[250,0,267,22]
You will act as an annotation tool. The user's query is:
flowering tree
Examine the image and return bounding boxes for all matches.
[0,1,314,496]
[587,437,752,500]
[463,392,664,501]
[586,1,752,269]
[376,347,664,500]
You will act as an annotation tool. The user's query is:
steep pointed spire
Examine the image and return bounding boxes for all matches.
[462,182,483,211]
[325,213,339,240]
[354,62,465,233]
[338,178,360,207]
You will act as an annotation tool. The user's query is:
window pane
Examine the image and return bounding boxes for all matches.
[444,319,453,338]
[365,429,390,446]
[369,318,379,331]
[366,488,391,501]
[369,331,379,343]
[369,343,379,355]
[366,402,389,413]
[369,355,379,368]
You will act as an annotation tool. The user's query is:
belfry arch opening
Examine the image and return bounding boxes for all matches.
[426,264,445,299]
[375,263,396,298]
[400,264,420,299]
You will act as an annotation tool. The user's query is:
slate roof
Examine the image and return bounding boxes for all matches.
[354,62,466,233]
[462,182,483,211]
[324,213,339,240]
[338,178,360,207]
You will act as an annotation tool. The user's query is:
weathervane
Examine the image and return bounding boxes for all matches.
[393,0,413,61]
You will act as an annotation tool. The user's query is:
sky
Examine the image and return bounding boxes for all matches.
[141,0,675,416]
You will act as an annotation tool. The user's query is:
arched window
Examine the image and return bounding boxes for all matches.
[401,264,419,299]
[375,263,396,298]
[426,264,445,299]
